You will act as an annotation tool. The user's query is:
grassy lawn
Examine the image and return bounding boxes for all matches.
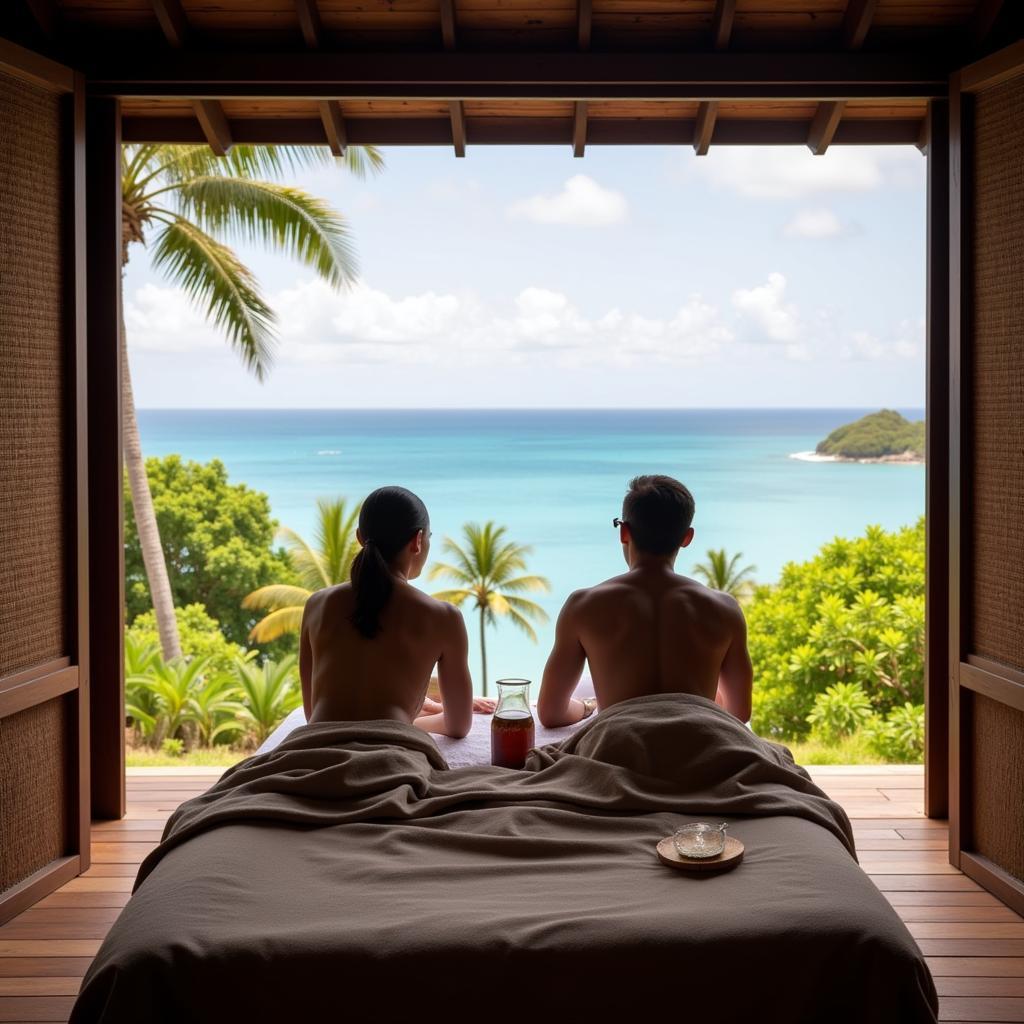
[788,732,913,766]
[127,747,247,768]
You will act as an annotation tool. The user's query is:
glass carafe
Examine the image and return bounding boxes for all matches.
[490,679,535,769]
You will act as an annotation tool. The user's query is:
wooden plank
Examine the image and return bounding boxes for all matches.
[871,875,983,892]
[84,95,125,822]
[58,879,133,894]
[0,667,78,722]
[936,977,1024,996]
[842,0,879,49]
[938,997,1024,1021]
[295,0,323,48]
[449,99,466,156]
[0,862,81,932]
[920,941,1024,957]
[572,99,586,156]
[888,892,1008,907]
[928,959,1024,977]
[711,0,736,50]
[959,39,1024,93]
[0,960,92,979]
[693,100,717,154]
[807,99,845,154]
[0,995,76,1021]
[0,943,100,958]
[0,978,80,996]
[192,99,232,155]
[34,892,130,910]
[959,662,1024,716]
[858,840,949,850]
[576,0,590,50]
[150,0,188,47]
[440,0,457,50]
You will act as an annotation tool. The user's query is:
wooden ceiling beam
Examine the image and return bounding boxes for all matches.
[295,0,324,49]
[572,100,587,157]
[807,99,845,154]
[23,0,58,37]
[318,100,347,156]
[192,99,233,155]
[88,52,951,101]
[577,0,592,51]
[449,99,466,156]
[150,0,188,48]
[711,0,736,50]
[841,0,879,50]
[970,0,1005,46]
[440,0,457,50]
[122,115,927,148]
[693,100,718,155]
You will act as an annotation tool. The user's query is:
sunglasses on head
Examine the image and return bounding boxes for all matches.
[612,517,628,529]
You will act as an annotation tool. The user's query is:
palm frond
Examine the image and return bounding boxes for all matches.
[430,588,473,607]
[242,584,312,611]
[151,218,276,380]
[278,524,331,590]
[173,177,357,287]
[427,559,476,586]
[496,574,551,595]
[248,606,306,643]
[338,146,386,179]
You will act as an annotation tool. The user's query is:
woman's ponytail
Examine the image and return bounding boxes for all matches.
[349,486,430,639]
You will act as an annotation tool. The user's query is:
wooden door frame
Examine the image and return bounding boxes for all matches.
[0,39,91,925]
[947,40,1024,916]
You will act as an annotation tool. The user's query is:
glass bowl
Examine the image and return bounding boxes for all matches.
[673,822,728,860]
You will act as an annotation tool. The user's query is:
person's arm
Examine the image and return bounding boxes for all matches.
[415,605,473,738]
[537,594,589,728]
[299,604,313,722]
[716,601,753,722]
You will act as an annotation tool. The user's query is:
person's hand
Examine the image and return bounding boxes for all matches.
[420,697,444,716]
[472,697,496,714]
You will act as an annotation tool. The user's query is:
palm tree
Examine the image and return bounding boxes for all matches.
[242,497,361,642]
[121,144,382,660]
[428,522,550,696]
[692,548,757,600]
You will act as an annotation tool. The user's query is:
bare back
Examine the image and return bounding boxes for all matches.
[300,581,470,729]
[538,565,752,725]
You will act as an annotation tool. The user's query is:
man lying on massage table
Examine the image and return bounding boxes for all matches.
[537,473,753,727]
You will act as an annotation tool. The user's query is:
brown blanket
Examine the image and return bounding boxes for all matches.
[72,693,937,1024]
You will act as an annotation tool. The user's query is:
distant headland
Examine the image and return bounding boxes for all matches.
[790,410,925,465]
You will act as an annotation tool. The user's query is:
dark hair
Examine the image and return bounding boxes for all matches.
[350,486,429,638]
[622,475,695,555]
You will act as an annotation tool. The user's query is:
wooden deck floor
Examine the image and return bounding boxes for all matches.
[2,766,1023,1023]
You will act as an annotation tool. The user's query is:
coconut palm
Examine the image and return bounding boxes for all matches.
[121,143,382,660]
[428,522,550,696]
[232,655,303,747]
[242,497,361,642]
[692,548,757,600]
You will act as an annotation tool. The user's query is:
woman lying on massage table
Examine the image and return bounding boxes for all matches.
[300,484,493,739]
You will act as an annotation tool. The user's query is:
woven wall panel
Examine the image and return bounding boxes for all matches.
[969,74,1024,671]
[0,697,68,893]
[971,693,1024,884]
[0,70,68,678]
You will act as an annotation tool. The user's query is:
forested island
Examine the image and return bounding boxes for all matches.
[814,410,925,463]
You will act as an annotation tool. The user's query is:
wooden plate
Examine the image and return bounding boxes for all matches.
[656,835,744,873]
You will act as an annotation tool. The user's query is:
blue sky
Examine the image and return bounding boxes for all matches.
[125,143,927,409]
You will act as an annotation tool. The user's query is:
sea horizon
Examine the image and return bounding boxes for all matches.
[138,407,925,691]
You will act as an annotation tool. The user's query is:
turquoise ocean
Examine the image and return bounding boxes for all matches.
[138,408,925,692]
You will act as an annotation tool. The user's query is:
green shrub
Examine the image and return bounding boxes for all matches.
[161,737,184,757]
[748,519,925,739]
[806,681,873,743]
[864,703,925,763]
[231,655,302,748]
[126,603,244,678]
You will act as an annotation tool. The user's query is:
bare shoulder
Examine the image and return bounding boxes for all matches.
[558,586,596,619]
[698,585,747,629]
[413,588,465,629]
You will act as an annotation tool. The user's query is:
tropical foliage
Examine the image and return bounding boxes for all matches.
[124,457,295,647]
[429,522,551,695]
[747,518,925,761]
[242,498,360,642]
[231,655,303,746]
[692,548,757,600]
[816,409,925,460]
[121,143,381,661]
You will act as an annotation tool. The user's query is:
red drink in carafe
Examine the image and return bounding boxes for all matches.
[490,679,535,769]
[491,710,535,769]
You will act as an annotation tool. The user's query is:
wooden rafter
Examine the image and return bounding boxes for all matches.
[193,99,233,155]
[449,99,466,157]
[440,0,457,50]
[150,0,188,48]
[711,0,736,50]
[572,100,587,157]
[969,0,1005,45]
[693,100,717,155]
[295,0,323,49]
[807,100,845,154]
[841,0,878,50]
[24,0,58,37]
[577,0,592,51]
[318,100,347,157]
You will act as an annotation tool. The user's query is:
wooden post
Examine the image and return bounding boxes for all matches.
[924,97,949,820]
[85,96,126,821]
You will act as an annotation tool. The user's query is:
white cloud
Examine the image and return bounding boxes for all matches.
[840,318,924,361]
[507,175,629,226]
[691,146,923,200]
[731,272,802,343]
[783,208,845,239]
[125,278,732,369]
